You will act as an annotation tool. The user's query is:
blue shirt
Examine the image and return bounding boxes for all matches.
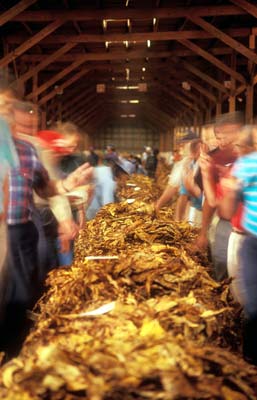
[0,119,19,213]
[233,151,257,236]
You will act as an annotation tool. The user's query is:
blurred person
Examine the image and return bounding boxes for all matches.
[0,116,19,317]
[86,151,116,220]
[145,148,159,179]
[0,86,93,355]
[50,121,89,266]
[155,131,198,219]
[182,139,204,227]
[197,112,244,281]
[86,146,99,167]
[216,125,257,365]
[105,144,118,162]
[218,126,256,304]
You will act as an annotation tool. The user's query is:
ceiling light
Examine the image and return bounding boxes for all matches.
[121,100,128,104]
[142,67,146,72]
[126,0,130,6]
[147,40,151,48]
[129,114,136,118]
[105,41,109,49]
[120,114,127,118]
[103,20,107,29]
[129,100,139,104]
[153,18,157,25]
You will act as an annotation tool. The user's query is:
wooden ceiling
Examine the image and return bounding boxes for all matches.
[1,0,257,133]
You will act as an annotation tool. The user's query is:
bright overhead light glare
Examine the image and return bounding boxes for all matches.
[105,41,109,49]
[127,19,130,27]
[126,0,130,6]
[129,100,139,104]
[103,20,107,29]
[111,76,115,81]
[147,40,151,48]
[153,17,157,25]
[120,114,127,118]
[116,85,138,90]
[142,67,146,72]
[129,114,136,118]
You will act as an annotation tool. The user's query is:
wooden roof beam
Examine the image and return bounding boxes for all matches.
[0,19,65,68]
[37,68,90,105]
[180,59,228,94]
[0,0,37,27]
[18,46,235,62]
[230,0,257,19]
[26,55,91,100]
[17,42,77,84]
[188,15,257,65]
[186,79,217,103]
[6,28,251,45]
[178,39,246,84]
[11,5,247,21]
[63,92,100,119]
[155,82,200,112]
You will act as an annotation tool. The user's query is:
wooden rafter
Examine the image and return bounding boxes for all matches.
[11,5,247,22]
[18,47,236,62]
[6,27,252,45]
[17,42,77,84]
[186,79,217,103]
[26,56,90,100]
[180,60,228,94]
[0,19,65,68]
[230,0,257,19]
[188,15,257,64]
[178,39,245,84]
[37,69,90,105]
[0,0,37,27]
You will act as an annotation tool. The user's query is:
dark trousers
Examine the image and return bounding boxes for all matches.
[0,221,39,357]
[240,235,257,364]
[211,219,232,281]
[7,221,39,307]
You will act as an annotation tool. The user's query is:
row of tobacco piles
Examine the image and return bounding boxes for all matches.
[0,164,256,399]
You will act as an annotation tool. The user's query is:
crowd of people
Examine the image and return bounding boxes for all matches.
[0,79,160,358]
[0,77,256,366]
[155,112,257,366]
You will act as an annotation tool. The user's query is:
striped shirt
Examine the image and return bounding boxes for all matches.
[7,138,50,225]
[232,151,257,237]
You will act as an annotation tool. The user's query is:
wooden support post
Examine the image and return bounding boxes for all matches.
[33,73,38,103]
[41,110,46,129]
[246,84,254,123]
[246,32,255,123]
[229,52,236,112]
[216,102,222,116]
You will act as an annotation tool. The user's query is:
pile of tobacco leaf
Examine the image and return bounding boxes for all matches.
[0,174,256,399]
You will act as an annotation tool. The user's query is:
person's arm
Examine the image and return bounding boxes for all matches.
[218,176,241,220]
[155,185,178,211]
[195,198,215,250]
[35,162,93,198]
[184,170,202,198]
[199,154,217,208]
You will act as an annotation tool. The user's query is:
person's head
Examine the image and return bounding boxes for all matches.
[214,112,244,150]
[14,101,39,137]
[189,138,202,161]
[106,144,115,153]
[53,121,81,154]
[234,125,257,156]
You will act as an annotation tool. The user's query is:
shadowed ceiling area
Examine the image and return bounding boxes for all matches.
[1,0,257,139]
